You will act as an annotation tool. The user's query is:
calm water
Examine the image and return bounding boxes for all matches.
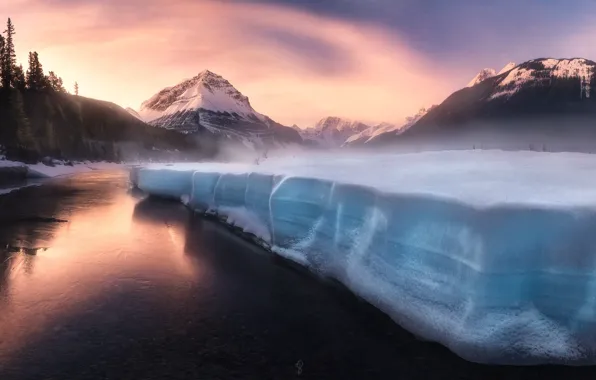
[0,171,594,379]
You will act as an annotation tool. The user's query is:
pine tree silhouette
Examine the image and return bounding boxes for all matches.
[26,51,48,90]
[0,34,5,89]
[47,71,66,92]
[13,64,25,90]
[1,18,16,89]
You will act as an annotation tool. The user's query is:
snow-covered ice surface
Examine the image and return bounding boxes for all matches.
[133,150,596,364]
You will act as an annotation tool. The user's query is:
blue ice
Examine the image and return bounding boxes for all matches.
[131,160,596,365]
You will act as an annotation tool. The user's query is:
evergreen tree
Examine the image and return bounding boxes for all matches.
[26,51,48,90]
[74,81,79,95]
[47,71,66,92]
[1,18,16,89]
[0,34,5,89]
[25,52,33,88]
[14,94,35,150]
[13,64,25,90]
[2,89,35,154]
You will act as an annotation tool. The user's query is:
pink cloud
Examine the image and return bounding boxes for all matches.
[1,0,461,126]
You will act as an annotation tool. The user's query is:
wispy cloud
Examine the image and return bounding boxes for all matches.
[0,0,463,126]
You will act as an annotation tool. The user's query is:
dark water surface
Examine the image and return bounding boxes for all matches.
[0,171,594,379]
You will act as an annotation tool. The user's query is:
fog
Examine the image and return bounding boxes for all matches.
[114,114,596,166]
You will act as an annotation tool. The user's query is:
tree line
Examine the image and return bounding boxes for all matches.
[0,18,69,93]
[0,17,80,160]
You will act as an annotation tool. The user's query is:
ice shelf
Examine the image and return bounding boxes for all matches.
[131,150,596,364]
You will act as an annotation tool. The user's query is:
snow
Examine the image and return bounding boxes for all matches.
[491,58,595,100]
[25,162,121,178]
[344,122,398,145]
[490,67,537,99]
[133,149,596,364]
[0,160,123,195]
[344,107,436,146]
[137,70,266,123]
[541,59,559,69]
[466,68,497,87]
[552,58,593,79]
[497,62,516,75]
[300,117,370,147]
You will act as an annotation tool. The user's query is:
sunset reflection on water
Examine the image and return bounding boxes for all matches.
[0,172,204,361]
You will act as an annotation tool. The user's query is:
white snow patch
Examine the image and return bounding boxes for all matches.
[541,59,559,69]
[26,162,122,178]
[491,59,595,100]
[466,68,497,87]
[552,58,592,79]
[1,161,123,196]
[497,62,516,75]
[218,206,272,243]
[490,67,537,99]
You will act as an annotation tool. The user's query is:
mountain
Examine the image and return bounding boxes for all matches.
[497,62,516,75]
[126,107,142,120]
[466,68,497,87]
[344,122,397,146]
[297,117,370,147]
[135,70,301,147]
[0,89,206,163]
[465,63,517,88]
[369,58,596,151]
[343,107,438,147]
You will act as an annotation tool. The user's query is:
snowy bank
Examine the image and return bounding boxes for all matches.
[132,150,596,364]
[0,159,122,178]
[0,160,123,195]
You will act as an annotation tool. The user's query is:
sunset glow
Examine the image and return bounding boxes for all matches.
[2,0,596,126]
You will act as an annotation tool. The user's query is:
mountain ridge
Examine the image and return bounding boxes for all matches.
[368,57,596,151]
[133,70,301,147]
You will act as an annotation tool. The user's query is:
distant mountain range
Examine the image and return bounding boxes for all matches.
[10,56,594,164]
[369,58,596,151]
[294,117,370,147]
[128,70,301,148]
[129,58,596,153]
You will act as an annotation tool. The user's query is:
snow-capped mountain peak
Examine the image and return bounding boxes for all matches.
[466,68,498,87]
[344,106,436,146]
[131,70,302,146]
[313,117,368,132]
[497,62,516,75]
[490,58,595,100]
[138,70,264,123]
[297,117,370,147]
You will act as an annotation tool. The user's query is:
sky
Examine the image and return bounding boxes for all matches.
[2,0,596,127]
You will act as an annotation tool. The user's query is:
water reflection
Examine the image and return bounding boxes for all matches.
[0,171,203,365]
